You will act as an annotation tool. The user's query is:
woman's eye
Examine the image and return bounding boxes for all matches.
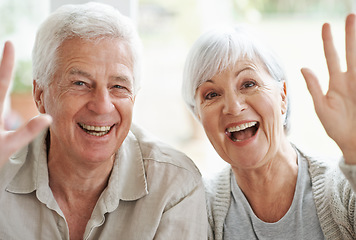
[205,92,219,100]
[242,80,256,89]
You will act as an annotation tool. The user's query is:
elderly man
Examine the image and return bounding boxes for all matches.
[0,3,207,240]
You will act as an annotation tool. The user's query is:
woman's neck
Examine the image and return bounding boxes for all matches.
[231,141,298,222]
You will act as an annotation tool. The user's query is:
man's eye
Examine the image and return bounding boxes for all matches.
[73,81,86,86]
[112,85,130,92]
[205,92,219,100]
[113,85,124,89]
[111,85,133,95]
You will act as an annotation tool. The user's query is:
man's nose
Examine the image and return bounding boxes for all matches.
[87,88,114,114]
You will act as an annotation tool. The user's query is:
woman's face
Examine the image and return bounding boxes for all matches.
[195,58,287,169]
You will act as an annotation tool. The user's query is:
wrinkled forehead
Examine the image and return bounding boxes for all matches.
[196,52,267,90]
[53,37,134,81]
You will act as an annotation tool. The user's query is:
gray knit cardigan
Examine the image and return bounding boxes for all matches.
[204,147,356,240]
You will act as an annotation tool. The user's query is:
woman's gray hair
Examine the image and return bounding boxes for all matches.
[182,25,291,133]
[32,2,142,94]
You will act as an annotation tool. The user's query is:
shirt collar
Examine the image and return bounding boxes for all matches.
[101,130,148,212]
[6,129,49,195]
[6,127,148,212]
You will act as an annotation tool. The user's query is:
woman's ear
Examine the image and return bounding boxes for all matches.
[281,81,287,115]
[33,80,46,114]
[194,107,202,122]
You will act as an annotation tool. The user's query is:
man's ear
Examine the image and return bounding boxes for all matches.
[281,81,287,115]
[33,80,46,114]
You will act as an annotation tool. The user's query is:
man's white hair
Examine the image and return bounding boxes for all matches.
[32,2,142,94]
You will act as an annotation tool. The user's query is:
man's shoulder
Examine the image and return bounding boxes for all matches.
[0,130,47,192]
[129,123,201,178]
[0,144,29,183]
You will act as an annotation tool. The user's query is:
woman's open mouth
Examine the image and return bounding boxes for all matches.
[225,121,259,142]
[78,123,115,137]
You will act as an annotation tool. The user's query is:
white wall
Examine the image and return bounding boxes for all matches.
[50,0,137,20]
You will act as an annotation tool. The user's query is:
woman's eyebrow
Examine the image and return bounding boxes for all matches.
[236,66,256,77]
[203,66,256,84]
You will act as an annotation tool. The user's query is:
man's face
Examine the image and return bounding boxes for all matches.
[34,37,135,164]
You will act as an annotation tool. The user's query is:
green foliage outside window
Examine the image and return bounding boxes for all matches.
[12,60,33,93]
[0,0,47,93]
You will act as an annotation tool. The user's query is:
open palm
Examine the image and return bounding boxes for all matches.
[0,41,51,168]
[302,14,356,164]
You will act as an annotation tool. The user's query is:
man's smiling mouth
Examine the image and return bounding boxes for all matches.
[226,121,259,142]
[78,123,114,137]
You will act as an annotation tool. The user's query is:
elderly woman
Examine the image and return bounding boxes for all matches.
[182,13,356,239]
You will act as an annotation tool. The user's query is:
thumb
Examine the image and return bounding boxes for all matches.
[7,114,52,153]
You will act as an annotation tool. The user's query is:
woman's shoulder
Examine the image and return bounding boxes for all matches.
[294,144,350,195]
[294,144,339,173]
[203,165,232,237]
[203,166,232,205]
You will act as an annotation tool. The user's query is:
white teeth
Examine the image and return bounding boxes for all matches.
[227,121,257,132]
[79,123,112,136]
[89,131,108,137]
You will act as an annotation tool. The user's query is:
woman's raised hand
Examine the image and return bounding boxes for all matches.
[301,14,356,164]
[0,41,51,168]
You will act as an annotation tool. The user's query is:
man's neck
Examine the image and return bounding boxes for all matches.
[47,152,115,240]
[47,151,115,200]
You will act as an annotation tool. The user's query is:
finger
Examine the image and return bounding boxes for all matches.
[0,41,15,122]
[345,13,356,71]
[6,114,52,154]
[322,23,341,76]
[0,41,15,100]
[301,68,324,113]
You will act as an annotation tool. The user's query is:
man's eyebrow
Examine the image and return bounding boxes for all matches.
[112,75,130,81]
[69,68,133,85]
[111,75,134,86]
[69,68,92,78]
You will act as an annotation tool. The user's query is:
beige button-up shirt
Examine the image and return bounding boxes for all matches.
[0,124,207,239]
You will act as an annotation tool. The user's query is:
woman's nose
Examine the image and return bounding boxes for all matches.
[222,92,246,115]
[87,88,115,114]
